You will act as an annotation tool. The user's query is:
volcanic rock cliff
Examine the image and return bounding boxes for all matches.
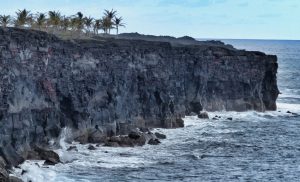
[0,28,279,167]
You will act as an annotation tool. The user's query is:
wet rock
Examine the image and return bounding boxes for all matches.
[9,176,23,182]
[67,146,78,151]
[104,142,120,147]
[139,128,150,133]
[174,118,184,127]
[227,117,233,121]
[0,157,9,182]
[34,146,60,165]
[87,145,96,150]
[212,117,219,120]
[0,165,9,182]
[155,132,167,139]
[0,157,6,168]
[148,139,161,145]
[189,112,197,116]
[128,131,141,140]
[198,112,209,119]
[88,131,107,144]
[26,150,42,160]
[0,144,24,167]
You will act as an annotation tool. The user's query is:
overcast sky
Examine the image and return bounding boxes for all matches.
[0,0,299,40]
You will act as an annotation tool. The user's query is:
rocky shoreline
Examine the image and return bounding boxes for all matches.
[0,27,279,181]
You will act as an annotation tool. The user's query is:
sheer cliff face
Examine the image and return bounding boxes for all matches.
[0,28,278,151]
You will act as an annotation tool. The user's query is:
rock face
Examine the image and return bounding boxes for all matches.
[0,28,279,166]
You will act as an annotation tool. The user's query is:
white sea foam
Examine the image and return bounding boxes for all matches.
[12,102,300,182]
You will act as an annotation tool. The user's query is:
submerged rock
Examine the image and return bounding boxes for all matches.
[148,139,161,145]
[155,132,167,139]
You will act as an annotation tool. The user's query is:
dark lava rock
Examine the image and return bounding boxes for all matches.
[174,118,184,128]
[9,176,23,182]
[34,146,60,165]
[67,146,78,151]
[26,150,42,160]
[0,144,24,167]
[148,139,161,145]
[139,128,150,132]
[198,112,209,119]
[104,142,120,147]
[0,157,6,169]
[0,28,279,165]
[128,131,141,140]
[0,159,9,182]
[87,145,97,150]
[155,132,167,139]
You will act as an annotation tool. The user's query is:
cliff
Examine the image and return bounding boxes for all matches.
[0,28,279,167]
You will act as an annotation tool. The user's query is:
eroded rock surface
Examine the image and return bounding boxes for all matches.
[0,27,279,166]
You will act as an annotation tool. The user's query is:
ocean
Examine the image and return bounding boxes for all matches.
[13,39,300,182]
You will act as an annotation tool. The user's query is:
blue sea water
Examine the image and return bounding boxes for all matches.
[13,39,300,182]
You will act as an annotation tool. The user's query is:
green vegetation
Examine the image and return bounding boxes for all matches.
[0,9,125,37]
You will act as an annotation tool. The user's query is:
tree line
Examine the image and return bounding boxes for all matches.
[0,9,125,36]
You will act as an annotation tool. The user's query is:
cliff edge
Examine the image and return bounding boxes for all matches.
[0,28,279,167]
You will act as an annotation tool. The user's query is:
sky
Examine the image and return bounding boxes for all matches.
[0,0,299,40]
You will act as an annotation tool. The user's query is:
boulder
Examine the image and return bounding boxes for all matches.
[104,142,120,147]
[26,150,42,160]
[198,112,209,119]
[227,117,233,121]
[34,146,60,165]
[88,130,107,143]
[9,176,23,182]
[174,118,184,128]
[87,145,96,150]
[148,139,161,145]
[128,131,141,140]
[155,132,167,139]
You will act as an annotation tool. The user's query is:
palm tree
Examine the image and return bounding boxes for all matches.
[84,16,93,35]
[75,12,84,32]
[93,19,102,35]
[104,9,117,19]
[103,9,117,34]
[15,9,32,27]
[0,15,11,27]
[61,16,70,32]
[48,11,61,32]
[101,16,114,34]
[35,13,47,30]
[113,16,125,35]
